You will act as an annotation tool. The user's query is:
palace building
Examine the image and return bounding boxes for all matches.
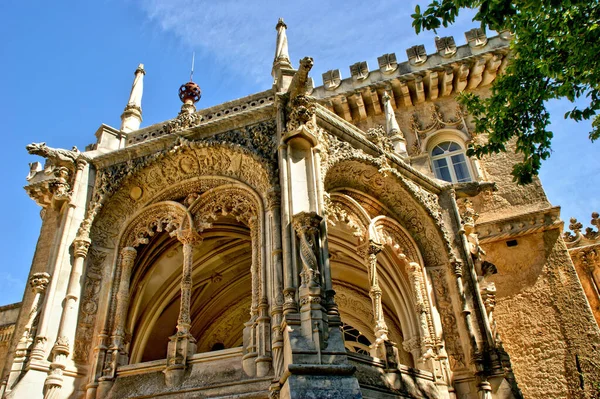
[1,19,599,399]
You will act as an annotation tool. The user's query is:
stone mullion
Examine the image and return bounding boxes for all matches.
[43,237,91,399]
[164,230,199,387]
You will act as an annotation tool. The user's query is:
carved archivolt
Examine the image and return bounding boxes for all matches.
[325,193,370,241]
[325,163,447,269]
[89,133,275,248]
[187,186,261,229]
[373,216,422,266]
[119,201,192,248]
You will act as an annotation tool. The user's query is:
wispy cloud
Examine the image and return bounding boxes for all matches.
[135,0,479,86]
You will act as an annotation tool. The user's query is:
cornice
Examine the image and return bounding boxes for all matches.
[475,206,562,244]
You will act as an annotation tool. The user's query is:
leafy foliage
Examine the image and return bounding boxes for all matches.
[413,0,600,184]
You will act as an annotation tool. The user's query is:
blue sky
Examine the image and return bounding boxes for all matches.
[0,0,597,305]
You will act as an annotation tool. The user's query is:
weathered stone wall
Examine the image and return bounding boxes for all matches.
[484,229,600,398]
[0,303,21,379]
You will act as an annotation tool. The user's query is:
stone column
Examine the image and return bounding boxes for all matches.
[406,262,434,360]
[243,220,259,377]
[268,191,285,385]
[44,237,90,399]
[20,273,51,345]
[365,241,388,345]
[164,231,200,387]
[98,246,136,388]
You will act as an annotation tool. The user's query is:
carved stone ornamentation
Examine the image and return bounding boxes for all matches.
[292,212,322,288]
[365,125,393,153]
[428,268,466,370]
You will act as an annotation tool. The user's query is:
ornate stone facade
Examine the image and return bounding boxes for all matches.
[1,19,599,399]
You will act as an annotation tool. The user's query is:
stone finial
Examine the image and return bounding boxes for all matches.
[121,64,145,133]
[322,69,341,90]
[350,61,369,80]
[382,92,406,156]
[435,36,457,57]
[465,28,488,48]
[406,45,427,65]
[378,53,398,74]
[272,17,293,83]
[383,92,400,136]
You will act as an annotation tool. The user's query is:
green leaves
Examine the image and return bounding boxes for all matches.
[412,0,600,184]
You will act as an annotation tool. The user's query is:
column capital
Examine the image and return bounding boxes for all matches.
[75,157,88,171]
[367,240,384,256]
[120,246,137,262]
[73,237,91,258]
[176,229,202,245]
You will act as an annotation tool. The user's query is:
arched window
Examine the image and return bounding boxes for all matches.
[341,322,372,355]
[430,141,472,183]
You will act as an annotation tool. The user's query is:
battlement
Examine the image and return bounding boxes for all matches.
[312,30,511,123]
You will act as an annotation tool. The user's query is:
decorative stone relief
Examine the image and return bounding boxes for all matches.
[408,104,467,156]
[292,212,322,289]
[365,125,393,153]
[323,193,367,241]
[428,268,465,370]
[73,247,106,362]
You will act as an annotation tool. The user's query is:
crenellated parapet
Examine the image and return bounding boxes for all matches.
[312,31,511,124]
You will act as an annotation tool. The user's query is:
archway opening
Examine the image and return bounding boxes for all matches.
[126,215,252,364]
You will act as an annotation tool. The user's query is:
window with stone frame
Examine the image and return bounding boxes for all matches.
[430,141,472,183]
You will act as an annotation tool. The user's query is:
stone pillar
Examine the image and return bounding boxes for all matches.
[98,246,136,392]
[43,236,91,399]
[164,231,200,387]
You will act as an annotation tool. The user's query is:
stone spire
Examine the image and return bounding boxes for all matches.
[120,64,145,133]
[383,91,407,156]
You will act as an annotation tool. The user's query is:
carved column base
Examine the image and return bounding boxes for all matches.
[30,336,48,361]
[164,332,196,387]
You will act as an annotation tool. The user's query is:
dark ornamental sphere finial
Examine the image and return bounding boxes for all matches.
[179,81,201,104]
